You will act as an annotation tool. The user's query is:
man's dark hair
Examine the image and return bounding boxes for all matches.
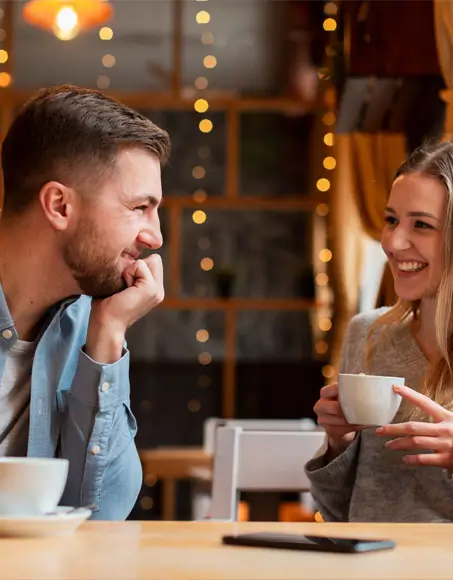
[1,85,171,215]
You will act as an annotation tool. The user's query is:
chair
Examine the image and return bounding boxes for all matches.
[209,426,325,521]
[191,418,320,520]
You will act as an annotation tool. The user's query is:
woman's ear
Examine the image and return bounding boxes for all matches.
[38,181,75,231]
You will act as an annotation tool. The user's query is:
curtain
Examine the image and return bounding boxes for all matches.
[330,132,406,371]
[434,0,453,137]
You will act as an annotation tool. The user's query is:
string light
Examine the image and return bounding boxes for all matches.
[319,318,332,332]
[192,165,206,179]
[319,249,333,263]
[324,132,334,146]
[0,50,8,64]
[200,257,214,271]
[316,273,329,286]
[315,341,329,355]
[102,54,116,68]
[194,76,209,90]
[322,365,335,379]
[194,98,209,113]
[323,18,337,31]
[316,178,330,192]
[97,75,110,89]
[196,329,210,343]
[196,10,210,24]
[192,210,207,224]
[193,190,208,203]
[188,399,201,412]
[201,31,215,45]
[203,55,217,69]
[316,203,329,217]
[323,156,336,170]
[322,112,336,126]
[0,72,11,87]
[199,119,213,133]
[198,352,212,365]
[99,26,113,40]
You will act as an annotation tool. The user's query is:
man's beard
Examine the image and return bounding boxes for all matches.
[63,219,127,299]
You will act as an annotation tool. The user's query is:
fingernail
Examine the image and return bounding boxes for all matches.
[393,385,402,392]
[376,427,384,434]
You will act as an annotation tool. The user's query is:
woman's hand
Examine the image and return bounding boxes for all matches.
[314,383,364,454]
[376,385,453,469]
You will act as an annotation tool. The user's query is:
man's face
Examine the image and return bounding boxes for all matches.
[63,147,163,298]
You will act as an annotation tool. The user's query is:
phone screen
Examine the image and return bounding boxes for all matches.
[222,532,396,553]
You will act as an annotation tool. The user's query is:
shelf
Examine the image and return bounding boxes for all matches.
[159,298,329,311]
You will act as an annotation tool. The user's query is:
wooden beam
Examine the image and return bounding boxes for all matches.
[171,0,183,98]
[167,204,182,297]
[0,89,320,113]
[161,196,319,211]
[226,109,239,198]
[223,308,236,418]
[159,298,327,311]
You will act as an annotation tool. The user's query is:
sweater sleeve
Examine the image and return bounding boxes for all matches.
[304,312,374,521]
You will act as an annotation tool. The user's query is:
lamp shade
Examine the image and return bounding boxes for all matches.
[23,0,113,35]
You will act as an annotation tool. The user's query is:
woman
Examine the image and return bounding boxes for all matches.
[305,141,453,522]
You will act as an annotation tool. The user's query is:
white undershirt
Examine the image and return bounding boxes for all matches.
[0,339,36,456]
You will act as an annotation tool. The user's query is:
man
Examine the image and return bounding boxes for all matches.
[0,85,170,519]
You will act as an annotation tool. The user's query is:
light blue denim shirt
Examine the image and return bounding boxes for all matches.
[0,285,142,520]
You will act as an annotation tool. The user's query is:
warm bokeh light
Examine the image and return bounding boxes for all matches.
[198,352,212,365]
[200,257,214,271]
[102,54,116,68]
[196,329,210,343]
[188,399,202,411]
[203,55,217,69]
[194,98,209,113]
[324,132,334,146]
[322,364,335,378]
[0,50,8,64]
[316,178,330,192]
[196,10,210,24]
[316,273,329,286]
[316,203,329,217]
[194,76,209,90]
[52,6,78,40]
[140,497,154,510]
[99,26,113,40]
[193,190,207,203]
[192,210,207,224]
[0,72,12,87]
[324,2,338,16]
[322,112,336,126]
[315,340,329,355]
[97,75,110,89]
[199,119,213,133]
[319,248,333,262]
[319,318,333,332]
[323,18,337,31]
[192,166,206,179]
[323,156,336,170]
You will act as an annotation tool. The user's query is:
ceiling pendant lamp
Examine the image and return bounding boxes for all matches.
[23,0,113,41]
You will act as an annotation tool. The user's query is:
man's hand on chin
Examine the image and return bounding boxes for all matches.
[85,255,164,364]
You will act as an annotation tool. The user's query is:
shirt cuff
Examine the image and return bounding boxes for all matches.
[70,347,131,411]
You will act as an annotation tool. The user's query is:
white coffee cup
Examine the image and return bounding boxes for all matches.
[338,373,405,426]
[0,457,69,516]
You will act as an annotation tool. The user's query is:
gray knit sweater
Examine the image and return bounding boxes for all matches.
[305,307,453,523]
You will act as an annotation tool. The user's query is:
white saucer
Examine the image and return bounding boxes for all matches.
[0,506,91,538]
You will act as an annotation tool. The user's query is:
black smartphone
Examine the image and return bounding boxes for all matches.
[222,532,396,553]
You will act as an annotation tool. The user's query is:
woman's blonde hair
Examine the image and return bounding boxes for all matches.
[367,141,453,419]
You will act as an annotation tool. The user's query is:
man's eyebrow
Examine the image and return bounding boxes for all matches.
[132,195,162,207]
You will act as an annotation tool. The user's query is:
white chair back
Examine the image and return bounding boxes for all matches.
[203,417,318,454]
[209,426,325,520]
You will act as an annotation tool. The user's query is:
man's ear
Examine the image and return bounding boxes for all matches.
[38,181,75,231]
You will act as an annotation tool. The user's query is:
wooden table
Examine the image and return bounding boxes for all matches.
[1,520,453,579]
[139,447,212,520]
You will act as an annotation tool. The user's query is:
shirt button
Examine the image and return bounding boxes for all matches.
[91,444,101,455]
[101,381,110,393]
[2,329,12,340]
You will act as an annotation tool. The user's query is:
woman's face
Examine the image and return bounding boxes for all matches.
[381,172,446,302]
